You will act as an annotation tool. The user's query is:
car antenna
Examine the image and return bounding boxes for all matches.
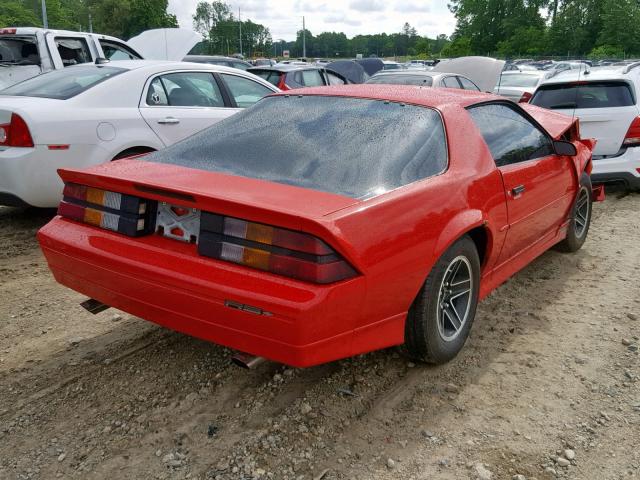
[571,61,583,122]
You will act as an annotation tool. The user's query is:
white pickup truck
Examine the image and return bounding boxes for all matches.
[0,27,201,90]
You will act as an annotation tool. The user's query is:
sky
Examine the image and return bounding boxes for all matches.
[167,0,456,41]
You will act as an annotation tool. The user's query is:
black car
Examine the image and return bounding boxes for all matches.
[247,64,349,90]
[184,55,253,71]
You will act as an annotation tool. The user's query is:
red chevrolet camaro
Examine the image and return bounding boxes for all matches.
[38,85,601,367]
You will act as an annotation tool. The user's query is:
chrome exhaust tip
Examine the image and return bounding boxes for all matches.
[231,352,266,369]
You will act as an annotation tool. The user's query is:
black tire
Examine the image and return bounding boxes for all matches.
[404,235,481,364]
[555,172,592,253]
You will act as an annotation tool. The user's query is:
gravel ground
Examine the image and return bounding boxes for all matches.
[0,191,639,480]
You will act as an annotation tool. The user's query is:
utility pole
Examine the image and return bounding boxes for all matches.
[88,13,93,33]
[238,7,243,57]
[302,16,306,58]
[41,0,48,28]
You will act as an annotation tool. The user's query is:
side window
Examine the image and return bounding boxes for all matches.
[220,74,273,108]
[146,77,168,106]
[301,69,324,86]
[459,76,480,91]
[442,76,460,89]
[325,72,346,85]
[100,40,142,60]
[291,71,304,88]
[55,37,92,66]
[468,103,554,167]
[151,72,224,107]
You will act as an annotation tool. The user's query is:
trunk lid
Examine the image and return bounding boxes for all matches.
[564,107,638,155]
[58,160,360,223]
[433,56,505,92]
[127,28,202,61]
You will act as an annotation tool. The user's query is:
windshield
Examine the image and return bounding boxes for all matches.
[531,81,635,109]
[150,95,448,199]
[498,74,540,88]
[0,36,40,65]
[367,74,433,86]
[0,65,125,99]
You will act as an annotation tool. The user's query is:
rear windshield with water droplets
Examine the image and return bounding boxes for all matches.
[150,95,448,199]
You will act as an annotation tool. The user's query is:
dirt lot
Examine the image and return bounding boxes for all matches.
[0,192,639,480]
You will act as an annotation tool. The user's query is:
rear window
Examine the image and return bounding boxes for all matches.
[0,36,40,65]
[531,81,635,109]
[367,74,433,86]
[0,65,125,99]
[498,74,540,88]
[251,70,281,86]
[150,95,448,199]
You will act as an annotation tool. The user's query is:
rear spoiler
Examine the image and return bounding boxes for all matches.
[520,103,579,140]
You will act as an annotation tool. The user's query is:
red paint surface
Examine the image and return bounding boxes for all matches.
[38,86,596,367]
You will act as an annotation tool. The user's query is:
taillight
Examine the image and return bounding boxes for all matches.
[198,213,357,284]
[277,74,290,91]
[58,182,156,236]
[519,91,532,103]
[0,113,34,148]
[623,116,640,147]
[0,28,17,34]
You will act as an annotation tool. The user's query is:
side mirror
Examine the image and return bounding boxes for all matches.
[553,140,577,156]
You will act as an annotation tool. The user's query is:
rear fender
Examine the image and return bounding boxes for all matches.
[433,209,490,267]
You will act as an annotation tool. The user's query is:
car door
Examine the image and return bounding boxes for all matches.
[467,103,576,265]
[139,71,232,146]
[218,73,277,108]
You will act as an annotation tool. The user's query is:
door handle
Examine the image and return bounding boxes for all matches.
[158,117,180,125]
[511,185,525,196]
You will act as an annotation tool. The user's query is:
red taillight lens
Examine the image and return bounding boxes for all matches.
[58,182,156,236]
[623,116,640,147]
[277,74,290,91]
[519,91,532,103]
[198,213,357,284]
[0,113,34,148]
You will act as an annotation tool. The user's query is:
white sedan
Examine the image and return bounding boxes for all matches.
[0,60,279,207]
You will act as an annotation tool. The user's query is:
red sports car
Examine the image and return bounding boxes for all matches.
[38,85,601,368]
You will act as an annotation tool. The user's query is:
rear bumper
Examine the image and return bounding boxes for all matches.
[38,217,405,367]
[0,144,106,207]
[591,147,640,189]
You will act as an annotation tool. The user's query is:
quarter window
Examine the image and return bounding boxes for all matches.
[100,40,142,60]
[458,76,480,91]
[468,103,554,167]
[442,76,460,89]
[220,74,273,108]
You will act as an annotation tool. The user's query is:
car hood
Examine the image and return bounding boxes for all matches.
[127,28,202,61]
[433,56,505,92]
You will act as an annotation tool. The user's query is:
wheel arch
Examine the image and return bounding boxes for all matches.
[433,210,495,272]
[111,145,157,161]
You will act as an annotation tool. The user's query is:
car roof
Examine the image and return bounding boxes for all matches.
[248,64,321,72]
[0,27,124,43]
[184,55,248,62]
[372,70,439,77]
[538,65,639,85]
[501,70,545,76]
[271,84,500,109]
[72,60,254,75]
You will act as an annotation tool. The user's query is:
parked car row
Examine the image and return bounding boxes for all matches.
[0,60,279,207]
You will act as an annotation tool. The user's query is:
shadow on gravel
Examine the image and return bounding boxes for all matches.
[0,206,56,259]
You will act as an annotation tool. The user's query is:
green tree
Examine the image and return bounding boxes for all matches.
[441,36,472,57]
[0,0,41,27]
[595,0,640,56]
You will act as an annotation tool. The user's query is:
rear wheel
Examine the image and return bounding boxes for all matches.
[404,236,480,364]
[556,172,592,253]
[112,147,155,161]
